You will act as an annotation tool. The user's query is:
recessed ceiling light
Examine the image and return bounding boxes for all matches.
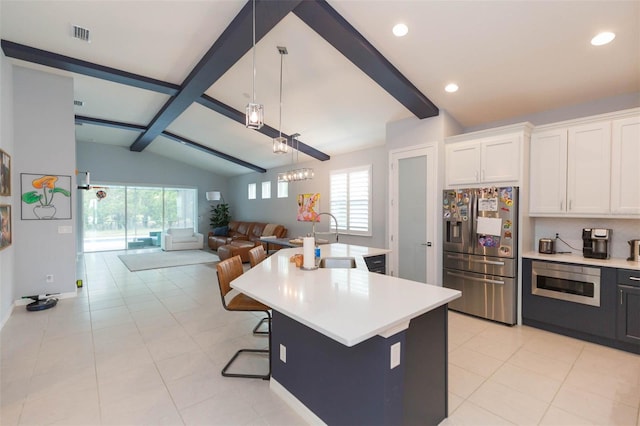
[445,83,459,93]
[392,23,408,37]
[591,31,615,46]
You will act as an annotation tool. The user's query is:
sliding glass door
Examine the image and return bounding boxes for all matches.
[82,186,127,252]
[82,185,197,252]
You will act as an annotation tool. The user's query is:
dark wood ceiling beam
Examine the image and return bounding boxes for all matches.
[197,95,330,161]
[162,131,266,173]
[75,115,146,132]
[74,114,266,172]
[130,0,304,152]
[292,1,439,119]
[1,40,180,96]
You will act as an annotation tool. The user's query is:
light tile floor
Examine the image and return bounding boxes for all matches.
[0,250,638,425]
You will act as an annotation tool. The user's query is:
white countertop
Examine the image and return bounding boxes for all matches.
[523,251,640,271]
[231,243,461,347]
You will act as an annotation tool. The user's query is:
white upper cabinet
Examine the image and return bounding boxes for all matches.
[529,108,639,218]
[445,124,530,187]
[611,116,640,215]
[446,142,481,185]
[529,130,568,214]
[566,122,611,214]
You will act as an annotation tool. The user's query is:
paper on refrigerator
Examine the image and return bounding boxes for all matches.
[476,217,502,236]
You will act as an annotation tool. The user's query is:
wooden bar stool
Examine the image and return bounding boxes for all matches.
[216,255,270,379]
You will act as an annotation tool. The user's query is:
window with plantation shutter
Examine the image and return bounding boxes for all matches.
[330,165,372,236]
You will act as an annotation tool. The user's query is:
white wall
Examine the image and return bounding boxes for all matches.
[13,66,77,299]
[0,51,16,326]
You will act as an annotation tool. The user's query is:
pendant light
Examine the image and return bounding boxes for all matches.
[277,133,314,182]
[273,46,289,154]
[245,0,264,129]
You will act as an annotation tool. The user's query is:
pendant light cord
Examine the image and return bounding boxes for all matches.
[251,0,256,104]
[278,50,283,138]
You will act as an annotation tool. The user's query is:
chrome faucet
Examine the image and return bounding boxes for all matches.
[312,212,339,243]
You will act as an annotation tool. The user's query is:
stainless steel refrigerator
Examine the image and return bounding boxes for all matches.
[442,187,518,325]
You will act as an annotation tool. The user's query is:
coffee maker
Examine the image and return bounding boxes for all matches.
[582,228,612,259]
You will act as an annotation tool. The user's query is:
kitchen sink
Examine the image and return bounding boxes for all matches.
[317,256,357,269]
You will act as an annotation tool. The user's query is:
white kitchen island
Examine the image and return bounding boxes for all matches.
[231,243,461,425]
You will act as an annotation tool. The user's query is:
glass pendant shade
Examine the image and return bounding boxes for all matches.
[273,136,288,154]
[277,167,314,183]
[245,102,264,129]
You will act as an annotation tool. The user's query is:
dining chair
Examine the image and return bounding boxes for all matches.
[216,255,270,379]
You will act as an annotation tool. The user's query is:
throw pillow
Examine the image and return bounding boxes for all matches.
[213,226,228,236]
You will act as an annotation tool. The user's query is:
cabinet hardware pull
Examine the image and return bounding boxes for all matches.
[620,289,623,305]
[560,201,563,210]
[629,277,640,281]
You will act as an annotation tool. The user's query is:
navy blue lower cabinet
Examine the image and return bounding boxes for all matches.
[271,306,448,425]
[523,258,638,354]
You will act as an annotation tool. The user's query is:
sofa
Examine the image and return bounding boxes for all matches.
[162,227,204,251]
[209,221,287,262]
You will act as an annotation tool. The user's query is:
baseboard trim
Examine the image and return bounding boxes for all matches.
[270,378,326,426]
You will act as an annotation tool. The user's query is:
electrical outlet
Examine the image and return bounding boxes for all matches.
[390,342,401,369]
[280,344,286,363]
[46,274,54,283]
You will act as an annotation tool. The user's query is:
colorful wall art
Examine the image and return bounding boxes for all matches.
[0,205,11,250]
[21,174,72,220]
[297,193,320,222]
[0,149,10,196]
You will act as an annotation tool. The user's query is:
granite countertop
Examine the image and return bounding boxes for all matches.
[522,251,640,271]
[231,243,460,347]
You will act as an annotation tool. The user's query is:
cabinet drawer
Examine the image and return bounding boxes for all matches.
[618,269,640,287]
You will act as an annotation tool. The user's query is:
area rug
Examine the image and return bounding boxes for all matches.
[118,250,220,272]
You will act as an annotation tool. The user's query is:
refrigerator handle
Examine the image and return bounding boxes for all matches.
[470,190,477,250]
[446,271,505,285]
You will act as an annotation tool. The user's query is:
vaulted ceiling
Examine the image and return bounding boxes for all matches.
[1,0,638,176]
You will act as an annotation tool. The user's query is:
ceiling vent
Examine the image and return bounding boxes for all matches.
[72,25,91,42]
[73,100,84,107]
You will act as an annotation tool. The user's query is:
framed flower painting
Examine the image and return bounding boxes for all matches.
[21,173,72,220]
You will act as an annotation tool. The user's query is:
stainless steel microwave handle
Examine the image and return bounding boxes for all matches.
[629,277,640,281]
[446,271,505,285]
[470,259,505,266]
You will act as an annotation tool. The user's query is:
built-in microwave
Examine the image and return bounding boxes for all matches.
[531,261,601,307]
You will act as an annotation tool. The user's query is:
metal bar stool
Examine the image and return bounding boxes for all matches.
[216,255,270,379]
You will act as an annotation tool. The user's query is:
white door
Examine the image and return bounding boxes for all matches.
[389,145,437,284]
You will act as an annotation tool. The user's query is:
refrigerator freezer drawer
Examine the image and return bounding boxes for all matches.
[443,253,516,277]
[443,268,517,325]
